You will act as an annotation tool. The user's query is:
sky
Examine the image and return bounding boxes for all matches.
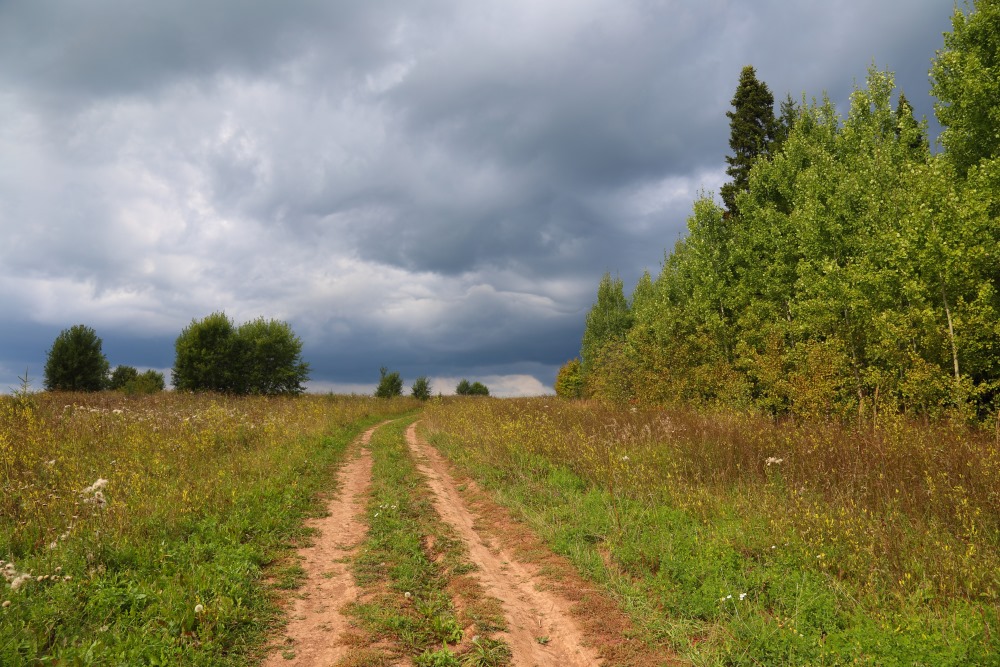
[0,0,954,396]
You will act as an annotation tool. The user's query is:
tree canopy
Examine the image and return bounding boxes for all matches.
[44,325,110,392]
[172,312,309,395]
[576,6,1000,422]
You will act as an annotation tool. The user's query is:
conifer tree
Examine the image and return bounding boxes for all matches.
[720,65,777,217]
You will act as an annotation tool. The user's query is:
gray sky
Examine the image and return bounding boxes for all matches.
[0,0,952,395]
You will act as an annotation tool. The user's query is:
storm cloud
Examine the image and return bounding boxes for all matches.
[0,0,950,394]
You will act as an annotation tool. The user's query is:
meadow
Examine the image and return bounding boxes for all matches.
[423,399,1000,665]
[0,391,417,665]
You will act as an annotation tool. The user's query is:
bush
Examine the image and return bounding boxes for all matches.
[411,376,431,400]
[375,367,403,398]
[108,365,140,390]
[172,312,309,395]
[43,324,110,392]
[456,379,489,396]
[554,358,583,398]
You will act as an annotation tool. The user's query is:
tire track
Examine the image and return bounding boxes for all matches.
[405,421,601,667]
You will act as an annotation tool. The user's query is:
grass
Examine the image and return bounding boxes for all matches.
[423,398,1000,666]
[344,418,509,666]
[0,391,418,665]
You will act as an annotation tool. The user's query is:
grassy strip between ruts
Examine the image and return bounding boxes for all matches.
[1,392,419,666]
[342,417,511,667]
[423,399,999,667]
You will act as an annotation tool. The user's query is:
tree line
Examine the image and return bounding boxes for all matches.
[41,316,492,399]
[565,1,1000,421]
[41,313,310,396]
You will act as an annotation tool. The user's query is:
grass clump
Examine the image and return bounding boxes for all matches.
[0,392,418,665]
[424,398,999,665]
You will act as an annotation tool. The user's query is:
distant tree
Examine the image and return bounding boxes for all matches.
[411,376,431,400]
[931,0,1000,175]
[375,367,403,398]
[773,93,799,152]
[172,312,236,392]
[43,325,110,392]
[131,370,166,394]
[554,359,583,398]
[720,65,777,217]
[109,365,140,391]
[172,312,309,394]
[455,379,489,396]
[231,318,310,395]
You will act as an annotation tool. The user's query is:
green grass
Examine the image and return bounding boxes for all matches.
[424,398,1000,666]
[0,393,418,666]
[345,418,509,665]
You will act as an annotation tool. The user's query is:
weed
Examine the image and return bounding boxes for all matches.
[462,636,512,667]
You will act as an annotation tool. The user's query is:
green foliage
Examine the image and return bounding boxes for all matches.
[720,65,777,216]
[108,365,140,390]
[455,379,489,396]
[932,0,1000,175]
[376,366,404,398]
[579,273,632,379]
[554,359,583,399]
[172,312,309,395]
[43,324,110,392]
[411,376,432,400]
[584,59,1000,420]
[109,366,165,394]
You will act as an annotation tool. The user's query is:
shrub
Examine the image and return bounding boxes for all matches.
[456,379,489,396]
[554,358,583,398]
[43,324,110,392]
[375,367,403,398]
[108,365,140,390]
[411,376,431,400]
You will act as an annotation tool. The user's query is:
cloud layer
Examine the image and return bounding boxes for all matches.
[0,0,950,394]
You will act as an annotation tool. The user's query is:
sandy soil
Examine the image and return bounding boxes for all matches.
[405,422,602,667]
[262,423,381,667]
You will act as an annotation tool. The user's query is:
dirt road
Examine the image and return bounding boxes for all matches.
[265,419,665,667]
[262,423,380,667]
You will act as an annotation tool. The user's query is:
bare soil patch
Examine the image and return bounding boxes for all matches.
[263,423,382,667]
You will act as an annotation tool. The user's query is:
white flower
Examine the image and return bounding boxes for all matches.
[194,604,204,614]
[739,593,747,600]
[82,479,108,494]
[765,457,784,466]
[621,455,630,462]
[10,574,32,591]
[404,592,412,599]
[1,600,9,608]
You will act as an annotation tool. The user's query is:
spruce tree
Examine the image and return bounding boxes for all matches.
[720,65,777,217]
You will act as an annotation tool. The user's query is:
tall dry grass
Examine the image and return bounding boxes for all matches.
[424,398,1000,605]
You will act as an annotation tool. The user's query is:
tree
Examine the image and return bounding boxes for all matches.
[931,0,1000,175]
[375,367,403,398]
[455,379,489,396]
[44,325,110,392]
[111,366,165,394]
[108,365,140,390]
[554,359,583,398]
[580,273,632,376]
[231,318,310,395]
[411,376,431,400]
[720,65,777,216]
[172,312,309,394]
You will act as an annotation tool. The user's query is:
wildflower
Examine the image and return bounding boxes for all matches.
[1,600,9,608]
[194,604,204,614]
[49,542,58,550]
[82,479,108,494]
[765,457,784,466]
[739,593,747,600]
[621,455,630,462]
[404,591,412,599]
[10,574,32,591]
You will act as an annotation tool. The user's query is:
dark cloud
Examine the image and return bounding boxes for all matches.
[0,0,953,394]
